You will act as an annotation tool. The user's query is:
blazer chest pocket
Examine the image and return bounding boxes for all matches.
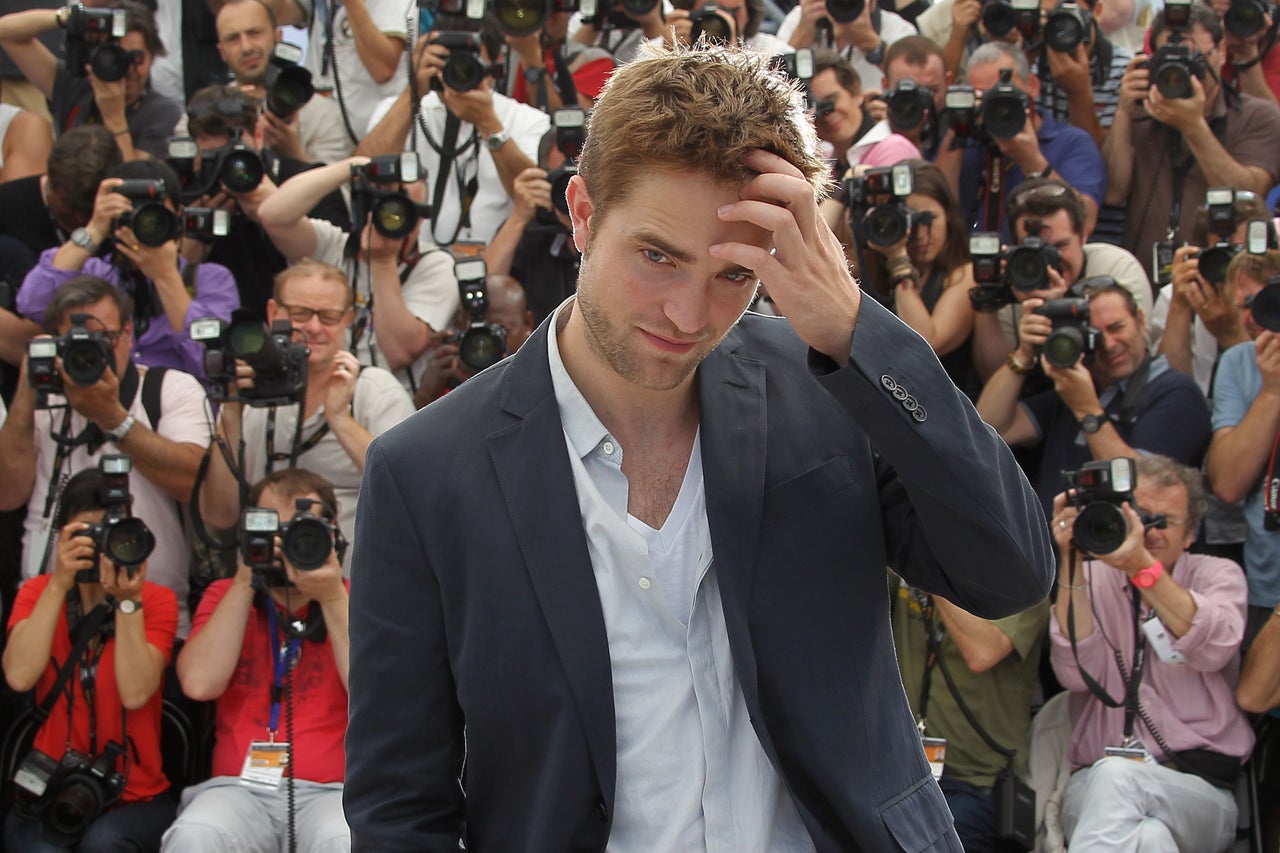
[761,456,856,528]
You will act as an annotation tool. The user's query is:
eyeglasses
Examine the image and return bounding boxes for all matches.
[276,303,349,327]
[127,49,145,68]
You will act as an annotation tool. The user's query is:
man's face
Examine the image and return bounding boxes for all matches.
[565,168,768,392]
[965,57,1038,100]
[1230,270,1268,340]
[257,486,321,529]
[1087,290,1147,387]
[809,68,862,149]
[1133,480,1195,569]
[885,55,948,112]
[120,32,152,104]
[487,298,534,355]
[57,295,133,377]
[216,1,278,87]
[1014,208,1084,285]
[44,180,89,232]
[267,274,352,367]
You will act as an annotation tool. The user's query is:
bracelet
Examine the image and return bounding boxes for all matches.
[1029,163,1055,180]
[1005,350,1035,375]
[1057,582,1085,591]
[112,128,131,138]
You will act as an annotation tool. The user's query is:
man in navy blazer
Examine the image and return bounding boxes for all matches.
[345,44,1054,852]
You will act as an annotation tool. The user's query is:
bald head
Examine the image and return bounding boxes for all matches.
[483,275,535,354]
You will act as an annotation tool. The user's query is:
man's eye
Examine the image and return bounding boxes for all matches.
[723,270,753,284]
[641,249,667,264]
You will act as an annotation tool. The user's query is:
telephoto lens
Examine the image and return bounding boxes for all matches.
[282,513,334,571]
[371,193,420,239]
[495,0,547,35]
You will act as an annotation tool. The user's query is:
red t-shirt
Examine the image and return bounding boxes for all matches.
[192,580,349,783]
[8,575,178,803]
[1222,47,1280,105]
[513,50,615,106]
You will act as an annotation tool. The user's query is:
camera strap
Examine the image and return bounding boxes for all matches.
[1262,429,1280,528]
[980,148,1007,233]
[1117,353,1152,429]
[428,112,481,247]
[264,404,328,475]
[34,599,113,728]
[266,602,302,740]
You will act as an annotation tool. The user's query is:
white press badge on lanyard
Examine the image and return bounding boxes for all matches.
[241,604,302,789]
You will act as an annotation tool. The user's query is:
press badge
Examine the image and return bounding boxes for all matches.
[240,741,290,789]
[1152,239,1176,288]
[922,737,947,780]
[1142,613,1186,664]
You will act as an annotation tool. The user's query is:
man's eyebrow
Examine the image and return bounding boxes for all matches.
[627,228,696,264]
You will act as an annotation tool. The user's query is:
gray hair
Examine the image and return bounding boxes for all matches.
[964,41,1032,85]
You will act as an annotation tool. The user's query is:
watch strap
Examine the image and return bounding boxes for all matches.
[70,227,100,254]
[105,413,136,442]
[1132,559,1164,589]
[1079,412,1107,434]
[485,129,511,152]
[116,598,142,615]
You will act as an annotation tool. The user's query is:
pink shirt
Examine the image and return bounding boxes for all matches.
[856,134,923,169]
[1050,552,1255,770]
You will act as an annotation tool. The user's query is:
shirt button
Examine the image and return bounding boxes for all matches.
[602,440,615,456]
[638,577,651,590]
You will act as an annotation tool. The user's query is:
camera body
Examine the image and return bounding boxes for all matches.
[181,207,231,244]
[1226,0,1272,37]
[455,257,509,371]
[845,164,922,249]
[1062,457,1136,554]
[1004,231,1063,292]
[241,500,340,586]
[263,42,314,119]
[942,85,989,145]
[771,48,815,84]
[14,743,127,848]
[351,152,429,240]
[1045,1,1093,52]
[75,455,156,581]
[966,231,1064,309]
[165,133,265,202]
[886,78,935,134]
[65,4,131,82]
[1033,295,1098,369]
[981,67,1029,140]
[981,0,1041,40]
[579,0,660,30]
[690,2,736,44]
[826,0,866,23]
[192,310,308,407]
[113,179,180,247]
[432,31,490,92]
[26,313,115,404]
[540,108,585,224]
[1190,187,1243,286]
[1148,41,1207,99]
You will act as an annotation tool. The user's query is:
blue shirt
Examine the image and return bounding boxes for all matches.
[960,110,1107,242]
[1211,341,1280,607]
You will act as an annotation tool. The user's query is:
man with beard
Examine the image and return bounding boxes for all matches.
[344,44,1053,851]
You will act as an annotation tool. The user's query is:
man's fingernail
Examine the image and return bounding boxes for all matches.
[718,204,732,216]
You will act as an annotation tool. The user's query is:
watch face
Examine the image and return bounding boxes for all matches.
[118,599,140,614]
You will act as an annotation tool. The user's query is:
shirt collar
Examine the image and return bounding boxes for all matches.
[547,297,613,461]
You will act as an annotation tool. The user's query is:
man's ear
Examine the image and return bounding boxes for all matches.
[266,298,279,323]
[565,174,595,255]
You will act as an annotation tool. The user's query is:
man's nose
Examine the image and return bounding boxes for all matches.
[663,279,710,335]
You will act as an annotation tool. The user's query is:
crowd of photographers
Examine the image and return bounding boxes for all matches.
[3,0,1280,849]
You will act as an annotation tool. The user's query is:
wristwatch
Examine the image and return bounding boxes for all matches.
[69,227,99,254]
[1079,412,1108,434]
[117,599,142,616]
[485,128,511,153]
[104,413,136,443]
[523,66,547,83]
[1131,560,1164,589]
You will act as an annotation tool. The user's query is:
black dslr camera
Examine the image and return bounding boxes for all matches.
[1045,1,1093,52]
[263,42,315,120]
[981,0,1041,40]
[1248,273,1280,332]
[65,4,131,82]
[432,31,490,93]
[969,232,1012,310]
[1225,0,1272,38]
[967,228,1064,309]
[113,179,180,247]
[1004,226,1063,292]
[771,48,815,84]
[454,257,508,371]
[886,78,935,134]
[690,2,736,44]
[351,152,430,240]
[1147,0,1207,99]
[845,163,925,249]
[14,742,127,848]
[981,68,1029,140]
[1033,294,1098,369]
[1190,187,1243,287]
[1063,457,1167,554]
[541,108,586,225]
[192,310,309,407]
[75,455,156,581]
[578,0,660,31]
[167,131,265,203]
[241,499,342,586]
[943,85,985,145]
[26,313,115,404]
[493,0,548,36]
[181,207,231,244]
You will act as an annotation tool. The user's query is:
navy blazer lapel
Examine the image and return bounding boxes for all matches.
[486,321,617,809]
[698,327,766,707]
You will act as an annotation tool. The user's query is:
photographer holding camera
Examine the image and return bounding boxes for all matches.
[0,2,182,161]
[1048,454,1252,852]
[256,155,460,394]
[16,159,240,382]
[811,49,923,171]
[499,0,615,112]
[663,0,791,53]
[878,36,950,157]
[358,26,550,248]
[199,260,414,567]
[977,278,1210,518]
[1216,0,1280,105]
[779,0,917,91]
[2,464,179,852]
[1102,2,1280,262]
[164,467,351,852]
[0,276,211,636]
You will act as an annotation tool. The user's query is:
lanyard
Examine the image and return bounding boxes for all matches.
[264,404,329,475]
[913,589,944,731]
[266,603,302,738]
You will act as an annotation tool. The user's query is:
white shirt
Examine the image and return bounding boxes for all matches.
[149,1,184,104]
[1148,282,1219,396]
[775,6,917,92]
[0,103,18,170]
[546,302,814,852]
[367,90,550,249]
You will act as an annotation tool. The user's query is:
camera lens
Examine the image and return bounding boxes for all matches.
[47,777,103,839]
[104,518,155,567]
[461,326,507,371]
[1043,326,1085,369]
[863,205,909,248]
[442,53,485,92]
[692,12,733,43]
[1226,0,1266,38]
[62,340,110,386]
[228,318,268,357]
[371,193,419,239]
[283,517,333,571]
[1250,284,1280,332]
[621,0,660,14]
[1006,246,1049,291]
[1074,502,1129,554]
[1197,245,1238,286]
[1045,13,1084,51]
[982,1,1016,37]
[825,0,865,22]
[220,151,264,194]
[130,203,178,247]
[888,91,925,131]
[266,66,315,119]
[495,0,547,35]
[983,93,1026,139]
[89,43,131,82]
[1154,59,1193,99]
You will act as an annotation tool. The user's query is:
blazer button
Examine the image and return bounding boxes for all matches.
[903,396,918,412]
[595,799,609,822]
[912,407,927,423]
[892,385,908,401]
[880,374,897,391]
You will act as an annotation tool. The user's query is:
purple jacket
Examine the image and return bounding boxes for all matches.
[19,249,239,380]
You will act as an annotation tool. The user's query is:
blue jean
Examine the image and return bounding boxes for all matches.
[4,792,176,852]
[938,776,1001,853]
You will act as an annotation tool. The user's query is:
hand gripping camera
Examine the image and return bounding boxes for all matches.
[75,455,156,581]
[454,257,509,371]
[166,131,265,203]
[1044,1,1093,52]
[26,313,115,402]
[1062,457,1167,554]
[241,498,344,586]
[541,108,586,225]
[981,0,1041,40]
[845,163,927,249]
[1147,0,1207,99]
[192,310,309,407]
[113,179,180,247]
[14,742,127,848]
[885,78,935,135]
[65,4,131,82]
[263,42,315,120]
[351,152,431,240]
[431,31,491,93]
[1033,294,1099,369]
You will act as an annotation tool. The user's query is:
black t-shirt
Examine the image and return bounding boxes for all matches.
[511,222,580,326]
[0,175,61,261]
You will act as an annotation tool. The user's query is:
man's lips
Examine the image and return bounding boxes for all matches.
[640,328,698,353]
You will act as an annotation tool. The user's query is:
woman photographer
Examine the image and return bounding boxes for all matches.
[3,467,178,851]
[863,159,980,399]
[16,159,238,382]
